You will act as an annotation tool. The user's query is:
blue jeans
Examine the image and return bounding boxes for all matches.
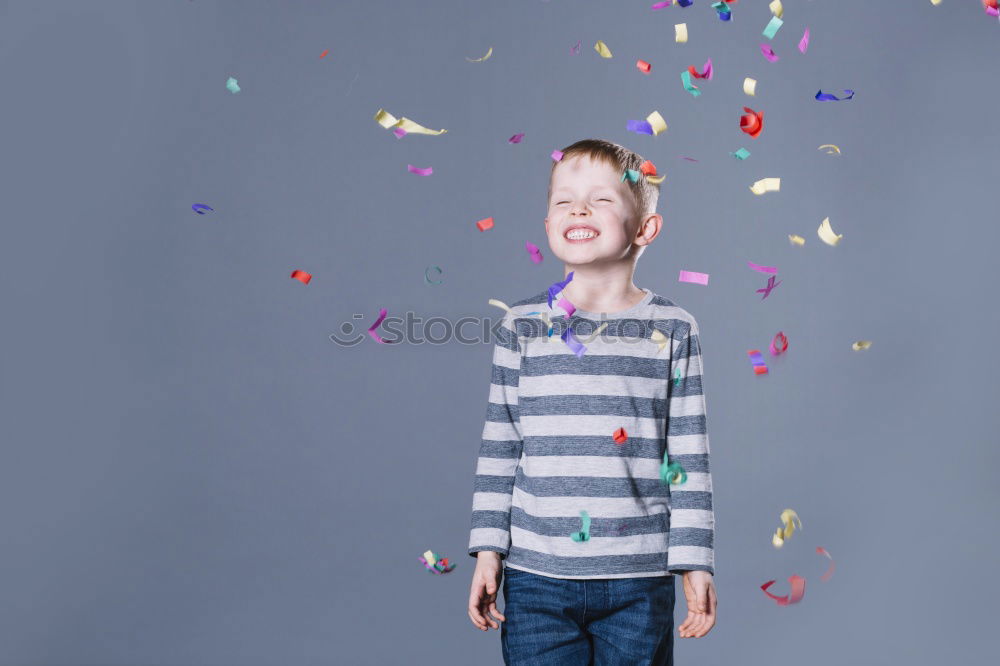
[501,567,675,665]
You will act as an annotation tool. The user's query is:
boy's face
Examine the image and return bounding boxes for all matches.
[544,155,659,268]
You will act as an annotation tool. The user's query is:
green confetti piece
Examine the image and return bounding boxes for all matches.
[621,169,640,183]
[226,76,241,94]
[673,367,682,386]
[762,15,784,40]
[570,510,591,542]
[731,148,751,160]
[680,70,701,98]
[660,454,688,486]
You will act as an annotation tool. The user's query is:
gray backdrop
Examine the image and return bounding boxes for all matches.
[2,1,998,664]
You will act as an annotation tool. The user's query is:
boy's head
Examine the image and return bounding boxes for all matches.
[544,139,663,269]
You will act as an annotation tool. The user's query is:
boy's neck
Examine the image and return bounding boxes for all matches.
[559,268,646,315]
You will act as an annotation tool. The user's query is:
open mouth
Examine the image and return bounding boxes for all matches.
[564,226,600,242]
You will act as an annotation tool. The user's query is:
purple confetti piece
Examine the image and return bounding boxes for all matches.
[561,326,587,358]
[547,271,574,308]
[756,275,783,300]
[368,308,390,343]
[407,164,434,176]
[815,89,854,101]
[392,128,407,139]
[508,133,525,144]
[760,44,779,63]
[627,120,654,135]
[651,0,672,8]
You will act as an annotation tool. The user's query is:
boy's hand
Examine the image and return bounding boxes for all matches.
[468,552,506,631]
[677,570,718,638]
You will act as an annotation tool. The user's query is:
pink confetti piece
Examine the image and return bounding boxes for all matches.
[798,27,810,54]
[679,156,699,162]
[551,149,564,161]
[392,128,407,139]
[761,575,806,606]
[651,0,673,8]
[556,296,576,318]
[570,40,582,55]
[816,547,836,582]
[525,241,544,264]
[988,6,999,15]
[368,308,390,344]
[756,275,782,300]
[760,43,779,63]
[508,133,525,144]
[407,164,434,176]
[747,261,777,274]
[769,331,788,355]
[678,270,709,285]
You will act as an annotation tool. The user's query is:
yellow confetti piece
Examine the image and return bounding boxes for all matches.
[646,174,666,185]
[852,340,873,351]
[750,177,781,195]
[488,298,512,313]
[675,23,688,44]
[769,0,784,18]
[930,0,942,5]
[579,323,609,344]
[743,77,757,96]
[817,217,843,246]
[465,46,493,62]
[650,329,669,352]
[374,108,447,135]
[646,110,668,136]
[818,144,841,155]
[594,40,613,58]
[772,508,801,548]
[788,234,805,246]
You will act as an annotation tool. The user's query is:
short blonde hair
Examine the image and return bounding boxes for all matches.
[548,138,661,216]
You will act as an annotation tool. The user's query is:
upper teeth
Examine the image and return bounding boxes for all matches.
[566,229,597,240]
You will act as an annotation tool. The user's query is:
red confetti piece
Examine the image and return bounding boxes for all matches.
[290,270,312,284]
[816,546,835,582]
[613,427,628,445]
[319,49,329,59]
[740,107,764,138]
[639,160,658,176]
[476,217,494,232]
[761,575,806,606]
[769,331,788,355]
[636,59,652,74]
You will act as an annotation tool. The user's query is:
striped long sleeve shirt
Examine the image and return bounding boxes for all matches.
[468,287,716,579]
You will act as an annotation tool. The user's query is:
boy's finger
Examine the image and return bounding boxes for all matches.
[489,600,506,622]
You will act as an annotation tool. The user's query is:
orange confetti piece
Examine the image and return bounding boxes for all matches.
[290,270,312,284]
[476,217,494,232]
[613,427,628,445]
[319,49,329,59]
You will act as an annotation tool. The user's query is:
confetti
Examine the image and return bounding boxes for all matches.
[660,456,687,485]
[640,160,658,176]
[743,77,757,96]
[817,144,841,154]
[740,107,764,138]
[816,89,855,101]
[761,575,806,606]
[756,275,782,300]
[798,28,810,54]
[760,44,779,62]
[772,508,802,548]
[681,70,701,97]
[749,177,780,195]
[225,76,241,94]
[816,547,836,582]
[748,261,778,274]
[368,308,390,344]
[673,367,682,386]
[762,15,784,40]
[647,110,668,135]
[647,174,666,185]
[508,133,525,144]
[931,0,943,4]
[290,270,312,284]
[570,510,591,542]
[769,331,788,355]
[748,350,769,375]
[711,2,732,20]
[191,203,213,214]
[392,128,407,139]
[788,234,805,246]
[650,329,669,353]
[679,270,710,285]
[476,217,494,232]
[374,108,447,136]
[688,57,713,80]
[769,0,784,17]
[852,340,873,351]
[547,272,574,308]
[621,169,640,183]
[465,46,493,62]
[613,427,628,445]
[636,59,652,74]
[627,120,654,136]
[425,265,443,284]
[556,297,577,318]
[679,156,698,162]
[570,40,582,55]
[407,164,434,176]
[651,0,673,7]
[525,241,544,264]
[595,40,613,58]
[817,217,843,245]
[731,148,751,160]
[488,298,513,314]
[319,49,329,59]
[551,149,564,161]
[675,23,688,44]
[678,0,693,6]
[419,550,456,574]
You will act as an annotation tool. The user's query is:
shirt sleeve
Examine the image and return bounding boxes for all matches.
[468,311,524,559]
[666,319,717,575]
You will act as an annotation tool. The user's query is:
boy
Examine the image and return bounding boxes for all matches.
[466,139,718,664]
